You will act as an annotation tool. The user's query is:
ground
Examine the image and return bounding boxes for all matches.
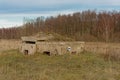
[0,49,120,80]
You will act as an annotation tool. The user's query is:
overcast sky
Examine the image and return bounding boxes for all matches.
[0,0,120,28]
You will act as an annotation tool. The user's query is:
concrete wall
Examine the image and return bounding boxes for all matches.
[20,43,36,55]
[36,42,85,55]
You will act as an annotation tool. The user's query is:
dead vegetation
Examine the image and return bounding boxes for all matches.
[0,39,20,52]
[101,49,120,61]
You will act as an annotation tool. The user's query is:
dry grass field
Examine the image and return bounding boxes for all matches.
[0,40,20,52]
[85,42,120,53]
[0,39,120,80]
[0,49,120,80]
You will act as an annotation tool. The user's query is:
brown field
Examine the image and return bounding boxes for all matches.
[0,49,120,80]
[0,40,120,80]
[85,42,120,53]
[0,39,20,52]
[0,39,120,55]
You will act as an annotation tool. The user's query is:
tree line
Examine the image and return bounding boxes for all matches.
[0,10,120,42]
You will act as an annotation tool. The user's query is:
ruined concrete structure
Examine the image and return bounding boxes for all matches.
[19,35,120,55]
[20,37,85,55]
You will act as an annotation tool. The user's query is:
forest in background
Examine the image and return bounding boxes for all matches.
[0,10,120,42]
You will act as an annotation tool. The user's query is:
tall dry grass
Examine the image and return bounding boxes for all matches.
[101,49,120,61]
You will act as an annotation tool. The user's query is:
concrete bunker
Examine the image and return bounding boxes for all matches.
[20,36,48,55]
[20,37,37,55]
[20,36,85,55]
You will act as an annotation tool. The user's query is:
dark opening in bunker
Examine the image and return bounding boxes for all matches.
[24,41,36,44]
[24,50,29,55]
[43,51,51,56]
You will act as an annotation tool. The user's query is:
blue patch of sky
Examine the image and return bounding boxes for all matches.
[0,0,120,28]
[0,5,120,14]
